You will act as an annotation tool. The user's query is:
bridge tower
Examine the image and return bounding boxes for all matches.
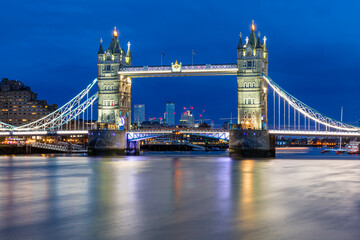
[88,27,136,155]
[230,21,274,158]
[236,20,268,130]
[97,27,132,130]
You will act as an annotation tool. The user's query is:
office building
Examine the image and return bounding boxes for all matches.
[165,101,175,126]
[180,110,194,127]
[134,104,145,123]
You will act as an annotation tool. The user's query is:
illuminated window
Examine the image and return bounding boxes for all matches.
[22,119,27,122]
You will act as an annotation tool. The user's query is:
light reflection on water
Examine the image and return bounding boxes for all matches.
[0,148,360,240]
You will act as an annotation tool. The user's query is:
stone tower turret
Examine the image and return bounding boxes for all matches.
[236,21,269,130]
[97,27,132,130]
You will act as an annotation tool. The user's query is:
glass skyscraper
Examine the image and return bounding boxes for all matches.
[134,104,145,123]
[165,101,175,126]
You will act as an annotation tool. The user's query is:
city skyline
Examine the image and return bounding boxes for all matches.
[134,102,212,126]
[0,1,359,126]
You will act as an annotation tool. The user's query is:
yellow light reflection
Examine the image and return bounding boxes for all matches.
[173,158,182,205]
[240,160,255,230]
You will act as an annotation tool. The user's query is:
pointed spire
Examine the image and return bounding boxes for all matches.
[237,32,244,49]
[263,36,268,52]
[256,31,262,49]
[98,38,104,54]
[248,20,257,48]
[108,27,121,54]
[114,40,121,53]
[125,41,132,64]
[126,41,132,57]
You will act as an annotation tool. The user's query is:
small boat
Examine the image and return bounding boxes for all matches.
[335,150,346,154]
[347,141,360,154]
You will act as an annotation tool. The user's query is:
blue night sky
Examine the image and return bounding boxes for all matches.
[1,0,359,127]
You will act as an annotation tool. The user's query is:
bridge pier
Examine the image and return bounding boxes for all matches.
[88,130,128,155]
[229,129,275,158]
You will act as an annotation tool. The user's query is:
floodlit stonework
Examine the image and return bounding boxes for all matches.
[97,27,132,130]
[237,21,269,130]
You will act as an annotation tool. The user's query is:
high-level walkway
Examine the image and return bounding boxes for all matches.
[119,64,238,77]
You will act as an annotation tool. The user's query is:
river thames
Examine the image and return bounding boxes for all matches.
[0,148,360,240]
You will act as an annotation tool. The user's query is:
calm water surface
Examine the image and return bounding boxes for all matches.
[0,148,360,240]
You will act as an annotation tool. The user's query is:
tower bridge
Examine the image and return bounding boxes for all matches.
[0,21,359,156]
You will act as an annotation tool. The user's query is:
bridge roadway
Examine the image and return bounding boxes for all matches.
[1,129,359,139]
[127,129,360,141]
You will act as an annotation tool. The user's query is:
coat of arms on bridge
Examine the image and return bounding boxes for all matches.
[171,60,182,72]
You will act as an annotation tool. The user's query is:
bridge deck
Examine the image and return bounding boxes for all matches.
[119,64,238,77]
[1,129,358,137]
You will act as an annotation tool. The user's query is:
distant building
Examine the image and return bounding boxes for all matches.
[222,121,229,130]
[180,110,194,127]
[134,104,145,123]
[139,118,164,129]
[0,78,57,126]
[165,101,175,126]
